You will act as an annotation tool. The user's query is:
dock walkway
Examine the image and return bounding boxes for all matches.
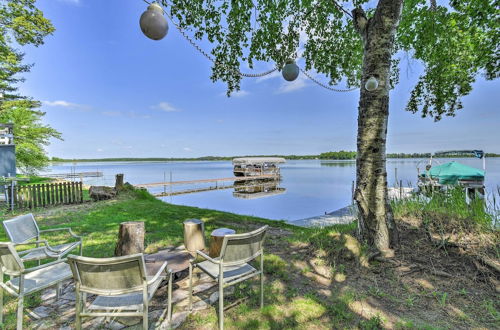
[135,174,278,188]
[287,205,358,228]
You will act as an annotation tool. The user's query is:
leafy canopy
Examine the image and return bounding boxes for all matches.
[164,0,498,120]
[0,0,60,173]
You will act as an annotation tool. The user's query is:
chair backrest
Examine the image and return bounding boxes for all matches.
[67,254,147,295]
[0,242,24,276]
[220,225,268,264]
[2,214,40,244]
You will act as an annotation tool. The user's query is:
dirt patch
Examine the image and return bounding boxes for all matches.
[258,217,500,329]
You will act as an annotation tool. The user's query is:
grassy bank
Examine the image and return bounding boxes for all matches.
[0,189,498,329]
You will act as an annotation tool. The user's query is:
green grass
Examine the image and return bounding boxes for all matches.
[0,188,497,329]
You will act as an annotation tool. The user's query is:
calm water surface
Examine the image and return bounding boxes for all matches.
[44,158,500,221]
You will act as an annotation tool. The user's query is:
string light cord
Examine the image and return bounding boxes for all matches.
[141,0,358,91]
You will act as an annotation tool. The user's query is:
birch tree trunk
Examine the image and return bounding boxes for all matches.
[352,0,403,257]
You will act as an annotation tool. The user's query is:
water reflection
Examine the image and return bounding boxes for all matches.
[232,179,286,199]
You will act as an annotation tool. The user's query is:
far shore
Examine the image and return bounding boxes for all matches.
[50,153,500,163]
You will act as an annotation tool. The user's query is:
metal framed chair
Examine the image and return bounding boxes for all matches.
[0,242,73,330]
[2,213,82,262]
[189,225,268,329]
[67,253,172,330]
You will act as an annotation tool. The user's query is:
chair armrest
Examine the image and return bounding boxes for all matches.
[23,258,68,273]
[146,261,169,286]
[16,245,61,259]
[39,228,82,240]
[14,240,61,254]
[195,250,220,264]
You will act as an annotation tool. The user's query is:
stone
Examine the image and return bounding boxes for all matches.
[41,289,56,301]
[171,289,189,303]
[31,306,53,319]
[193,281,216,293]
[115,317,141,327]
[192,300,208,311]
[209,286,235,305]
[60,291,76,301]
[59,326,72,330]
[89,186,117,201]
[168,311,189,329]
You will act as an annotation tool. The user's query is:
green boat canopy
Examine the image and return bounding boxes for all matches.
[421,161,485,184]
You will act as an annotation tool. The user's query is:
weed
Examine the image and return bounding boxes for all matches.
[359,314,383,329]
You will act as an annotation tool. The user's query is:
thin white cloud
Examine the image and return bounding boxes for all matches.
[57,0,80,4]
[97,148,104,152]
[183,147,192,152]
[152,102,180,112]
[102,111,121,117]
[276,75,308,94]
[43,100,90,110]
[256,70,282,83]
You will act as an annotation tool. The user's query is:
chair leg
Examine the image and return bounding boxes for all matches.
[167,271,172,323]
[143,306,148,330]
[188,263,193,311]
[0,286,3,325]
[16,296,23,330]
[260,272,264,309]
[218,283,224,330]
[75,289,82,330]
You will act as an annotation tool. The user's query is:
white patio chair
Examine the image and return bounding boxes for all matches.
[189,225,268,329]
[67,253,172,330]
[0,242,73,330]
[3,214,82,263]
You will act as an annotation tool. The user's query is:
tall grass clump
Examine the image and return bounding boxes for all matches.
[392,186,495,230]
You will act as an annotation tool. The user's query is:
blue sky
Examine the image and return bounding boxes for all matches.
[18,0,500,158]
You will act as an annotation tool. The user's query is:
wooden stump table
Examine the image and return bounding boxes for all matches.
[144,249,192,278]
[209,228,236,258]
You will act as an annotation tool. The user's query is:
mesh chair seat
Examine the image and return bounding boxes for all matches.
[8,262,72,295]
[197,261,257,284]
[88,275,164,311]
[21,242,80,262]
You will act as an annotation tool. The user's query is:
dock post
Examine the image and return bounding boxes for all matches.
[400,180,403,199]
[351,180,355,205]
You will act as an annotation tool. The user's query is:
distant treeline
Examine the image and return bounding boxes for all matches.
[51,152,500,163]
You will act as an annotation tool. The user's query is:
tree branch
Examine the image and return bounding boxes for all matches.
[352,7,368,37]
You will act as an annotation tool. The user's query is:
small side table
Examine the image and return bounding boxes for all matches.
[209,228,236,257]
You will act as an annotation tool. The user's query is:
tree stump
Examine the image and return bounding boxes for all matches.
[209,228,235,258]
[115,221,145,256]
[115,174,124,191]
[183,219,206,253]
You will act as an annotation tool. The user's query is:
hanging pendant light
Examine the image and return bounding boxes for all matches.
[140,2,168,41]
[282,60,299,82]
[364,76,379,91]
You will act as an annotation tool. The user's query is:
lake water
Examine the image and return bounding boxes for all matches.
[44,158,500,221]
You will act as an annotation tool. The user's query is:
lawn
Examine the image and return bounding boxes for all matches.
[0,188,498,329]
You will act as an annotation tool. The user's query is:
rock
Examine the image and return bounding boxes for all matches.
[193,282,216,293]
[209,286,234,305]
[168,311,189,329]
[59,326,72,330]
[41,289,56,301]
[31,306,53,319]
[192,300,208,311]
[60,291,76,301]
[171,289,189,303]
[89,186,117,201]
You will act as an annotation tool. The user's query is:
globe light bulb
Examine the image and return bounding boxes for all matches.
[140,2,168,41]
[365,76,379,91]
[282,60,300,82]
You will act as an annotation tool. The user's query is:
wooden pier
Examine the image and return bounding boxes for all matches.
[40,171,103,179]
[134,174,279,188]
